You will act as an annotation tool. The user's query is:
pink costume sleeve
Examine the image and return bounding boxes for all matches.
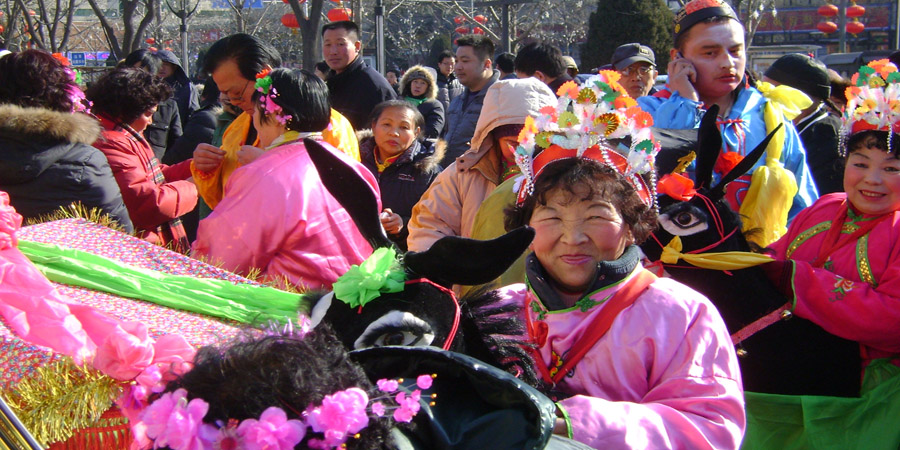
[557,282,745,450]
[786,258,900,354]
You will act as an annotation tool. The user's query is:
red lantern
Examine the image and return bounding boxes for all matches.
[454,16,465,24]
[145,37,156,44]
[327,7,351,22]
[817,4,838,17]
[846,4,865,18]
[148,46,158,52]
[455,26,469,34]
[28,9,35,15]
[472,26,484,35]
[281,12,299,28]
[845,21,865,35]
[0,25,4,33]
[817,21,838,34]
[474,14,487,24]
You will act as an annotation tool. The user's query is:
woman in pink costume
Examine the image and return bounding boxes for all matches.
[496,75,744,449]
[192,68,377,290]
[752,60,900,449]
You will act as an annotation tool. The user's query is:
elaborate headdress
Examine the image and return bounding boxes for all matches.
[840,59,900,154]
[255,68,291,125]
[513,71,660,208]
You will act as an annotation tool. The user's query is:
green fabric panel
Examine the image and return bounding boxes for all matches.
[742,360,900,450]
[18,240,307,324]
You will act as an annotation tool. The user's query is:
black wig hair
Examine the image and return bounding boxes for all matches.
[255,68,331,132]
[163,324,393,449]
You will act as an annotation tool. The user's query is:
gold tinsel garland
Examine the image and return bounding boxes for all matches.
[6,357,124,446]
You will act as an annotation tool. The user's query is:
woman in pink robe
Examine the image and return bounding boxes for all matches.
[192,69,378,290]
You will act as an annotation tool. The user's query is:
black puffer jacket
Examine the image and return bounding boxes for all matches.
[0,104,134,231]
[144,97,182,161]
[154,49,200,128]
[326,56,398,130]
[358,131,444,251]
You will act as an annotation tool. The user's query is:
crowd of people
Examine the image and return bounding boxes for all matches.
[1,0,899,447]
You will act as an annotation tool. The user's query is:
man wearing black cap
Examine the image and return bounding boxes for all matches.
[611,43,658,99]
[764,53,843,194]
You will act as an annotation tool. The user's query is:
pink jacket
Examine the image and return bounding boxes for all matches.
[499,266,745,449]
[192,139,379,290]
[769,193,900,369]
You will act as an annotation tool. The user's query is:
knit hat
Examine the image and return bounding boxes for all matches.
[673,0,738,41]
[764,53,831,101]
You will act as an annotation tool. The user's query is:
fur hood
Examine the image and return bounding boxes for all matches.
[0,104,100,144]
[398,65,438,100]
[356,128,445,173]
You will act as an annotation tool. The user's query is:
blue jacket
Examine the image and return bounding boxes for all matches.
[442,70,500,167]
[639,85,819,221]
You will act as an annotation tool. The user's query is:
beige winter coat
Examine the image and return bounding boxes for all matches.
[407,78,556,251]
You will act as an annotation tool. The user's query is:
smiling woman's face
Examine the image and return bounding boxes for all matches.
[528,183,634,295]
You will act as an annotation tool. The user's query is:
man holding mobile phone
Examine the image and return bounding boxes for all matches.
[638,0,818,243]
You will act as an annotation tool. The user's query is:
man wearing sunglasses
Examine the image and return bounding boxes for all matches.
[611,43,658,99]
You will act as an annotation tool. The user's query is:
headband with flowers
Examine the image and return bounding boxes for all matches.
[513,71,660,208]
[255,68,292,126]
[841,59,900,155]
[135,372,435,450]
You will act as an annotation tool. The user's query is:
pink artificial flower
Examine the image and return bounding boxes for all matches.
[371,402,385,417]
[305,388,369,448]
[140,390,179,441]
[392,390,421,423]
[93,321,155,380]
[136,365,165,395]
[0,191,22,250]
[377,379,399,393]
[416,375,433,390]
[236,407,306,450]
[158,393,209,450]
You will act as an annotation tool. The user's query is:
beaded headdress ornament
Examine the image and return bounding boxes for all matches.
[513,71,660,208]
[255,68,292,125]
[840,59,900,155]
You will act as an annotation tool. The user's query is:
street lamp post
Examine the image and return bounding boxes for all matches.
[165,0,200,76]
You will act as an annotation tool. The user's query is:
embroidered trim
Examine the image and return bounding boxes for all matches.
[856,234,876,286]
[786,221,858,259]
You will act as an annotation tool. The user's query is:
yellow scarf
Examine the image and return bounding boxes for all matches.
[191,109,360,210]
[659,236,773,271]
[738,82,812,247]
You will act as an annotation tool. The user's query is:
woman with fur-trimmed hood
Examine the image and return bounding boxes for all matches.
[0,50,133,232]
[398,65,445,141]
[358,100,444,251]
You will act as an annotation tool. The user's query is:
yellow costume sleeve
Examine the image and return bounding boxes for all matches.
[740,82,812,247]
[190,112,254,210]
[323,109,360,161]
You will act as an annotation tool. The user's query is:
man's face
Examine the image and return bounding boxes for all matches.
[386,71,399,85]
[158,61,176,79]
[212,58,254,113]
[438,56,455,77]
[677,20,746,102]
[455,46,489,90]
[617,61,657,99]
[323,27,361,74]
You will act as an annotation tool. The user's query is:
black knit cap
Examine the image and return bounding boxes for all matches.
[764,53,831,100]
[673,0,738,41]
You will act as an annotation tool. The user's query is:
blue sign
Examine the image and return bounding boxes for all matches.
[69,52,86,66]
[210,0,262,9]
